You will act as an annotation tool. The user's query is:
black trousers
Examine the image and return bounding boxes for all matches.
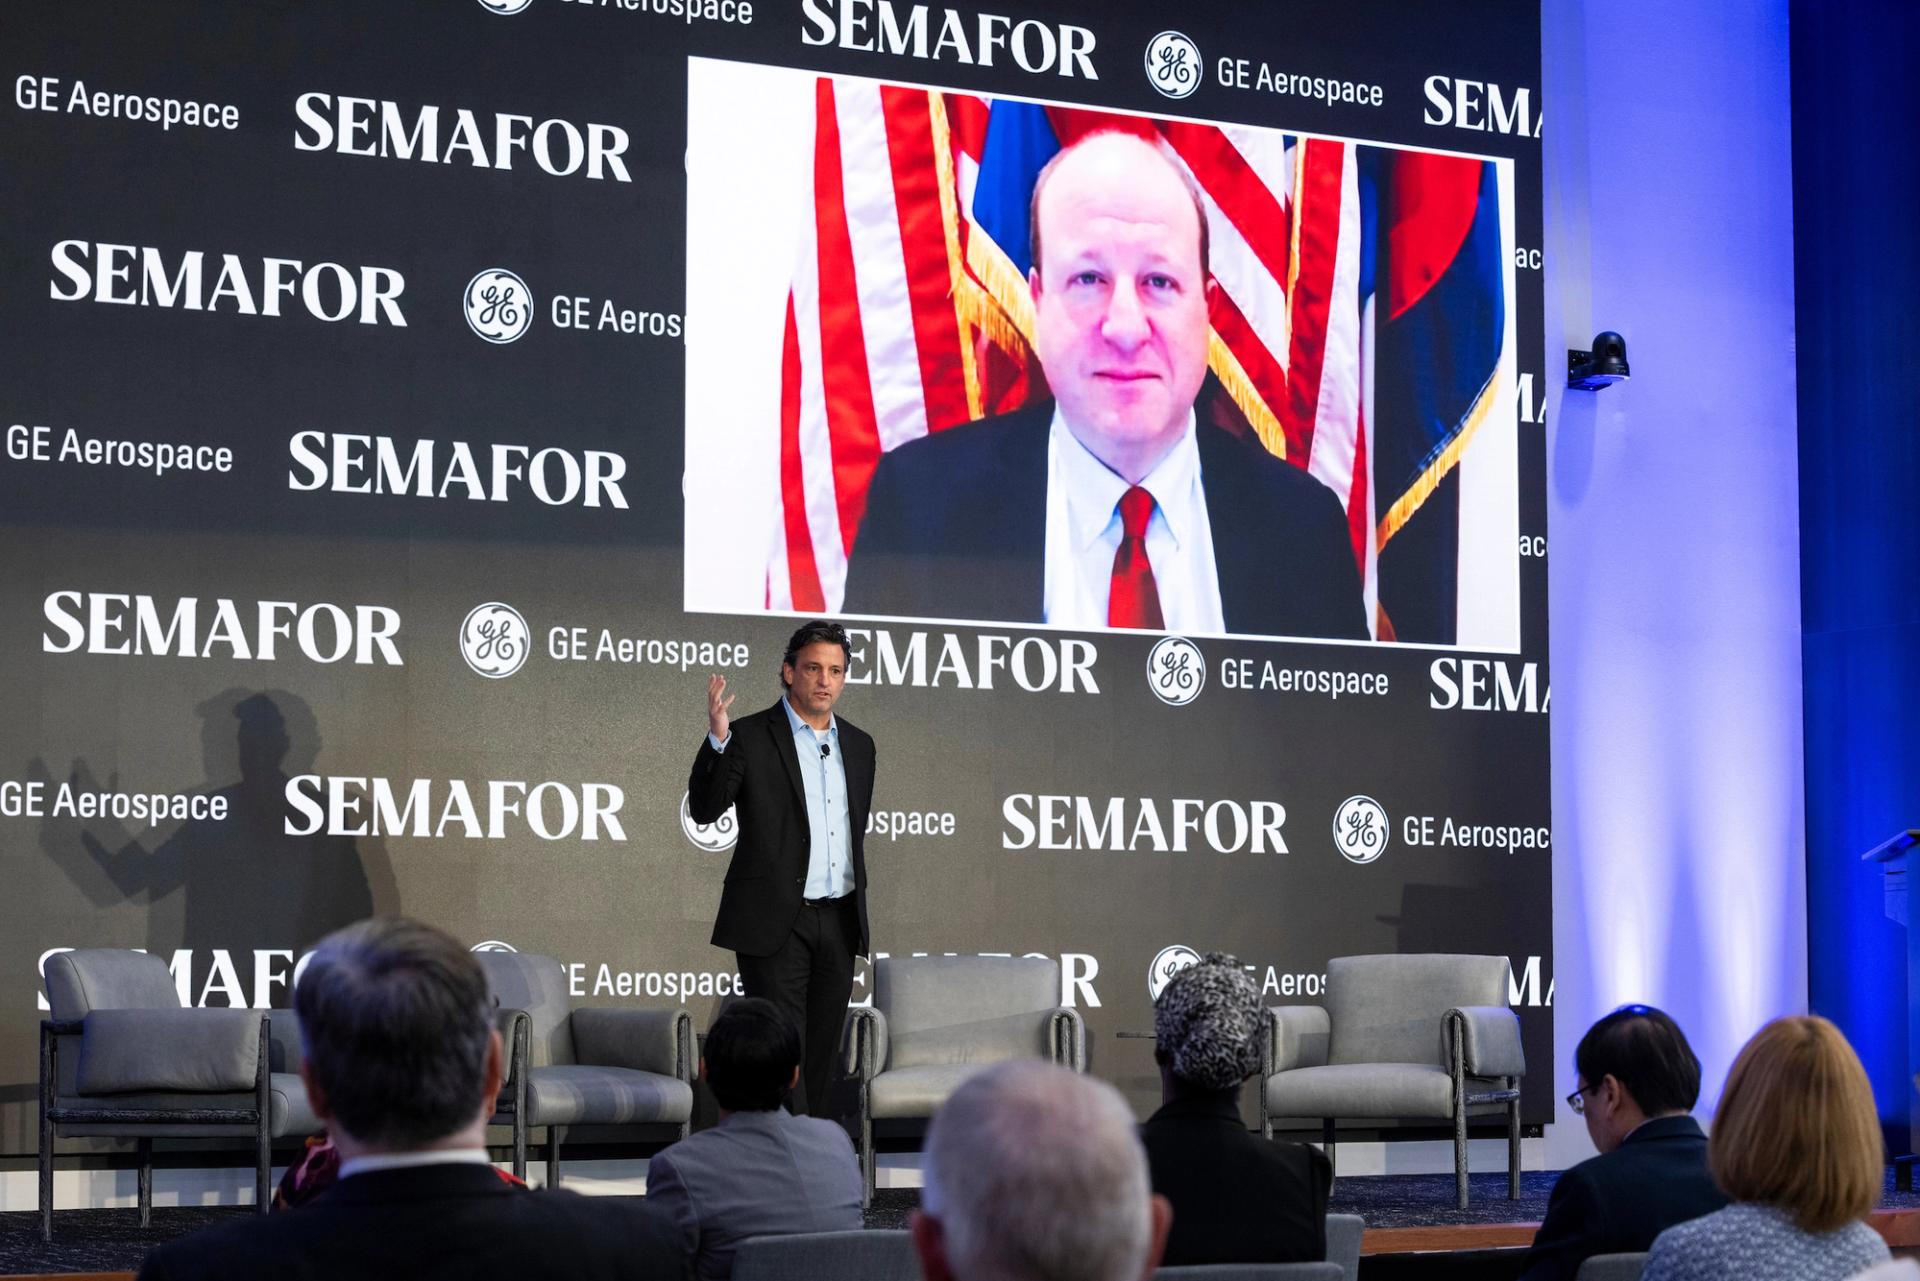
[735,895,856,1117]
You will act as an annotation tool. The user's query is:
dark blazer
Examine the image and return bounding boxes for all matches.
[688,701,876,959]
[1141,1092,1332,1267]
[135,1163,688,1281]
[844,401,1368,641]
[1518,1115,1730,1281]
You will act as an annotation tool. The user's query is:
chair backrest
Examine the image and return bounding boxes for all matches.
[1323,1214,1364,1281]
[878,955,1059,1069]
[1325,955,1507,1066]
[1574,1253,1648,1281]
[476,952,575,1067]
[732,1230,918,1281]
[1155,1265,1344,1281]
[44,949,182,1021]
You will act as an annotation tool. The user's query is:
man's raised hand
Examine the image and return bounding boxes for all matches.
[707,673,735,744]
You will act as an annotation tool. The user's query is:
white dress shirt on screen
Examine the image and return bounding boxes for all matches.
[1042,407,1225,633]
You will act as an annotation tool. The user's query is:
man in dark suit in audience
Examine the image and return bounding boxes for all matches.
[645,999,863,1281]
[1518,1005,1729,1281]
[1140,952,1330,1266]
[137,918,687,1281]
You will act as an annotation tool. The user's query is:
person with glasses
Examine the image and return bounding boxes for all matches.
[1518,1005,1727,1281]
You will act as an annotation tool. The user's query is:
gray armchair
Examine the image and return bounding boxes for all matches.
[1574,1254,1648,1281]
[477,952,694,1183]
[1260,954,1523,1209]
[845,955,1085,1206]
[38,948,317,1241]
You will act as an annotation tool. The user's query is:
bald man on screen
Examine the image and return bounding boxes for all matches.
[844,131,1367,641]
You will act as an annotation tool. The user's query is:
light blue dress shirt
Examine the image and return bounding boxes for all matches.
[710,700,853,899]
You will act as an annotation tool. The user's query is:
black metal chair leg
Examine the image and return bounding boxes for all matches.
[138,1139,153,1227]
[1508,1081,1522,1199]
[255,1020,272,1214]
[39,1024,55,1243]
[546,1127,561,1188]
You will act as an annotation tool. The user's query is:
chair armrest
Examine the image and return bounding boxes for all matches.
[845,1006,889,1080]
[1448,1006,1525,1078]
[571,1007,693,1081]
[494,1007,531,1087]
[77,1008,261,1094]
[1267,1005,1331,1074]
[1049,1008,1086,1071]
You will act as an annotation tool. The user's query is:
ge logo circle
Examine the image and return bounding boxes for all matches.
[475,0,533,13]
[460,603,529,679]
[465,268,533,344]
[1146,636,1206,706]
[681,791,738,852]
[1147,944,1202,1000]
[470,940,518,953]
[1333,795,1390,864]
[1145,31,1202,99]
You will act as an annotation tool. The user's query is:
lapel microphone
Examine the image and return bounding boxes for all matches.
[820,743,831,759]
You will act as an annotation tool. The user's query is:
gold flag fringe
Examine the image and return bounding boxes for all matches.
[1207,335,1288,461]
[1376,365,1504,550]
[929,92,984,422]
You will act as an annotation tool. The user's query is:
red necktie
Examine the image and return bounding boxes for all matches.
[1108,485,1165,630]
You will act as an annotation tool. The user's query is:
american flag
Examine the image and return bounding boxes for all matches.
[766,79,1506,643]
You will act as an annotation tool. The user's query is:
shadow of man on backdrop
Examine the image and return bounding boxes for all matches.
[36,689,397,1000]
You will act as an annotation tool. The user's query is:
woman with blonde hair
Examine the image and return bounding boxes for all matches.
[1641,1015,1890,1280]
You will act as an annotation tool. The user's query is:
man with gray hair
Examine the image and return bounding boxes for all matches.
[1143,952,1328,1265]
[912,1059,1171,1281]
[138,918,687,1281]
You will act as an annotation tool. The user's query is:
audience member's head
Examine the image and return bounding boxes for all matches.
[914,1059,1171,1281]
[1153,951,1263,1100]
[1708,1015,1882,1233]
[703,997,801,1114]
[294,917,502,1155]
[1571,1004,1702,1152]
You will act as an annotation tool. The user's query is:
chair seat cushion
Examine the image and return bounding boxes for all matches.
[1262,1063,1508,1120]
[868,1063,998,1119]
[53,1072,317,1137]
[524,1065,693,1127]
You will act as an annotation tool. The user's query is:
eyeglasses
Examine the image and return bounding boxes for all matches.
[1566,1082,1599,1115]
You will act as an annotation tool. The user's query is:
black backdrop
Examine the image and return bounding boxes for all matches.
[0,0,1547,1153]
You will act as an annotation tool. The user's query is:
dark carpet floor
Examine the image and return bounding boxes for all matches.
[5,1171,1920,1276]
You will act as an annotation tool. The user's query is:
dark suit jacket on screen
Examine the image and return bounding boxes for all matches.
[1142,1092,1332,1266]
[842,401,1368,640]
[646,1107,864,1281]
[1517,1115,1730,1281]
[687,701,876,959]
[135,1163,689,1281]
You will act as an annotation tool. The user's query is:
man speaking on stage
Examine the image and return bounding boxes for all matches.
[688,620,875,1117]
[845,130,1367,641]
